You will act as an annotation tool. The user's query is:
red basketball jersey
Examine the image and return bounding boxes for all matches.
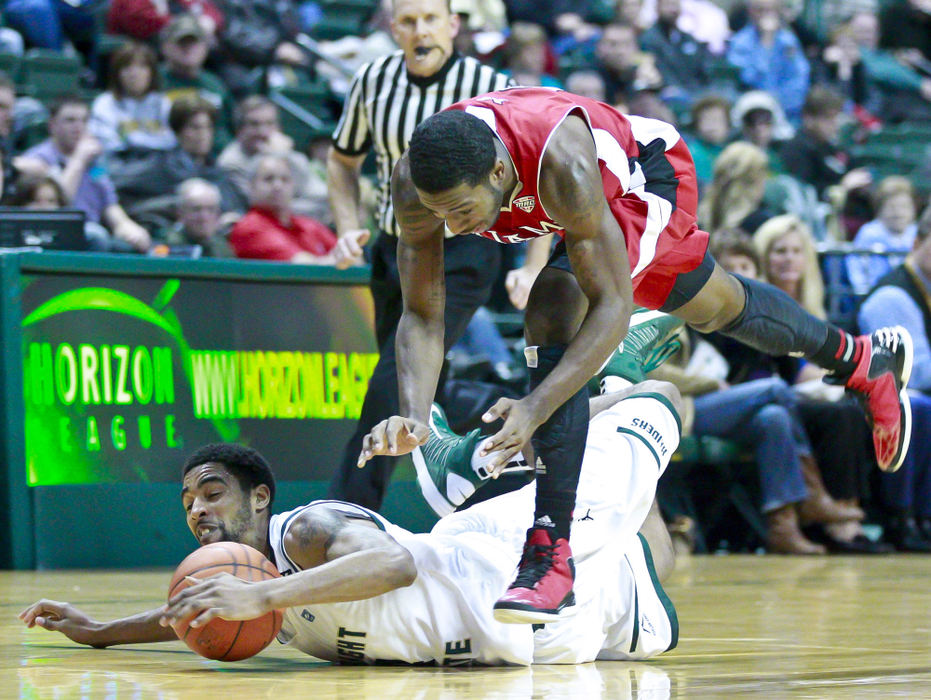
[445,87,708,309]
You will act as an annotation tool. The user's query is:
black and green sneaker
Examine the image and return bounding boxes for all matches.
[413,403,530,517]
[597,308,684,391]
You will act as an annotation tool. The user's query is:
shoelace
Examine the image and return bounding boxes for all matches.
[422,413,479,466]
[420,431,465,464]
[625,324,664,351]
[875,328,900,354]
[642,336,682,374]
[511,542,557,588]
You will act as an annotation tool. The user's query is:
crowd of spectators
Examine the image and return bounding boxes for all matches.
[2,0,931,553]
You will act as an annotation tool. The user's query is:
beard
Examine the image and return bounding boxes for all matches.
[217,499,254,543]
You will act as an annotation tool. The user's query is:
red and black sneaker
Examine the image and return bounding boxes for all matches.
[843,326,913,472]
[493,527,575,624]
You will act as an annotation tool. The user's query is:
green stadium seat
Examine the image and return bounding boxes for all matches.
[707,60,741,88]
[311,0,377,40]
[0,51,21,82]
[310,15,368,41]
[20,49,83,103]
[270,82,337,149]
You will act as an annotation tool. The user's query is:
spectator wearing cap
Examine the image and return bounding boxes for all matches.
[107,0,224,42]
[731,90,793,173]
[159,14,233,148]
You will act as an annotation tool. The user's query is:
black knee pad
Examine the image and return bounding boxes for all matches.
[721,276,827,357]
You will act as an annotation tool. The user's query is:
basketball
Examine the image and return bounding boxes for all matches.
[168,542,283,661]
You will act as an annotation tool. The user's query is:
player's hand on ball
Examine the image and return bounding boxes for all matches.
[18,600,106,647]
[358,416,429,466]
[161,572,269,629]
[480,397,544,475]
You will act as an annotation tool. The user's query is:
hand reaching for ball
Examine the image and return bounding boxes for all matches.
[162,572,271,629]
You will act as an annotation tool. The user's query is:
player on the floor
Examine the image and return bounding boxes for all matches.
[413,307,684,518]
[356,86,912,625]
[19,377,682,664]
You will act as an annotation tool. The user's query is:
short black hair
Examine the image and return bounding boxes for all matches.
[49,93,88,118]
[182,443,276,507]
[408,110,496,194]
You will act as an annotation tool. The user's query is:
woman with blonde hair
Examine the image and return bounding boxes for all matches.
[749,213,888,552]
[753,214,826,320]
[698,141,772,234]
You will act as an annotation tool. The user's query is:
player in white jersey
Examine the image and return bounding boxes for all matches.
[19,377,681,666]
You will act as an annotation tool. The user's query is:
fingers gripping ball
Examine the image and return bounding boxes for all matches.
[168,542,283,661]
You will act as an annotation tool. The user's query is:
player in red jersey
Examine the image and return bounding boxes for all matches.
[357,87,912,624]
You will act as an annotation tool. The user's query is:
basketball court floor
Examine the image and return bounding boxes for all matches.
[3,555,931,698]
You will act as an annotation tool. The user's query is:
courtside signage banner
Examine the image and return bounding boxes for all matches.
[20,273,378,485]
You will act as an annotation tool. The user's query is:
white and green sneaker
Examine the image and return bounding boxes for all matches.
[597,308,684,392]
[413,403,530,517]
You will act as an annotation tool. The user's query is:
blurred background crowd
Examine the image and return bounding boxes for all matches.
[2,0,931,556]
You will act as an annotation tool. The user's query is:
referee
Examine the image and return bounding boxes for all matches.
[327,0,522,509]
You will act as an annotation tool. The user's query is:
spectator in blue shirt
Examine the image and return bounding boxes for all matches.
[846,176,919,294]
[859,203,931,394]
[857,203,931,551]
[727,0,810,123]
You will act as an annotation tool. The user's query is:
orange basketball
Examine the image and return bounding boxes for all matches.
[168,542,283,661]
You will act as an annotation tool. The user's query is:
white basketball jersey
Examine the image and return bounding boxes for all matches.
[268,500,534,666]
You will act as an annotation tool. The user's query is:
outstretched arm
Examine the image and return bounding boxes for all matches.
[357,153,448,465]
[161,508,416,629]
[19,600,176,647]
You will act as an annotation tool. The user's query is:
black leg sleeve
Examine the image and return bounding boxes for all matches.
[720,275,829,358]
[528,345,588,538]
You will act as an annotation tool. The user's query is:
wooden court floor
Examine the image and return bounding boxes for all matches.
[3,555,931,699]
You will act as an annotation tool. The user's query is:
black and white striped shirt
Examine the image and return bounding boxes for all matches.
[332,51,512,237]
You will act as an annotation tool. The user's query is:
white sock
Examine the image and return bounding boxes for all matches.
[600,376,633,394]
